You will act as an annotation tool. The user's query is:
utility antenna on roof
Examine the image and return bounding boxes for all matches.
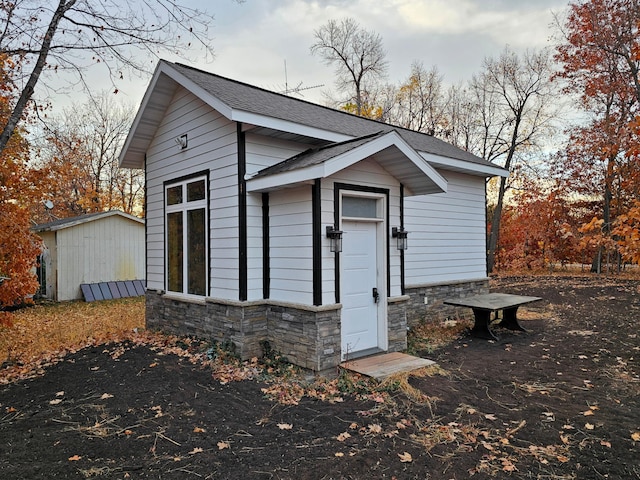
[278,60,323,97]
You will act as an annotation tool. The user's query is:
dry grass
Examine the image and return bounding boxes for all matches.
[0,297,145,367]
[408,318,473,355]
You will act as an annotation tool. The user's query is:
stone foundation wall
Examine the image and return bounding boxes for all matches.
[145,278,488,371]
[145,292,341,370]
[387,297,409,353]
[266,305,341,372]
[145,292,267,359]
[405,278,490,327]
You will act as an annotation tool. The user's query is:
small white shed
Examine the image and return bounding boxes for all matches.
[32,211,145,301]
[118,61,509,371]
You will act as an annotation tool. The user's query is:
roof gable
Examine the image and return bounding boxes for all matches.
[246,131,448,196]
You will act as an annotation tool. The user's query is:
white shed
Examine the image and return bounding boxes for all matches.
[32,211,145,301]
[118,61,508,371]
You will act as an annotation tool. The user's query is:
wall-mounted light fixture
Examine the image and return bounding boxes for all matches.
[326,225,343,253]
[392,226,409,251]
[175,134,188,149]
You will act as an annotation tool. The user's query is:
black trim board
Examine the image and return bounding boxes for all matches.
[237,123,248,301]
[399,183,405,295]
[312,179,322,306]
[262,192,270,299]
[333,183,391,300]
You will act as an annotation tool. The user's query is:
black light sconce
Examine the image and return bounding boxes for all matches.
[392,226,409,251]
[326,225,343,253]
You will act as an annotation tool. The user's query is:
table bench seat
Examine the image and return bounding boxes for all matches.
[444,293,542,340]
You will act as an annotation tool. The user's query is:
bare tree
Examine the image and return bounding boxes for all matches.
[310,17,388,116]
[441,83,482,153]
[477,48,559,273]
[0,0,222,155]
[388,62,446,135]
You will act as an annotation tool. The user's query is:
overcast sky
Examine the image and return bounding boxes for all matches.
[49,0,571,111]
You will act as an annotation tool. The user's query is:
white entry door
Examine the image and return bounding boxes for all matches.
[341,221,379,358]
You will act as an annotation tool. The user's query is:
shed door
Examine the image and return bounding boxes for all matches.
[341,220,379,358]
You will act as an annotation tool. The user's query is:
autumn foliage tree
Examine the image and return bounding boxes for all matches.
[494,175,580,271]
[30,92,143,222]
[554,0,640,271]
[0,55,41,309]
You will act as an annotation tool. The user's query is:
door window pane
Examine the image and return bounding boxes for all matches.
[167,212,184,292]
[187,208,206,296]
[343,196,378,218]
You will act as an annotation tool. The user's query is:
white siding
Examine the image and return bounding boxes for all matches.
[404,171,487,285]
[245,134,308,301]
[145,87,239,298]
[245,133,307,175]
[54,217,145,301]
[268,186,314,304]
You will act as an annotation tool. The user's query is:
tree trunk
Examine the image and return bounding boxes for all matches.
[0,0,76,155]
[591,157,614,273]
[486,175,508,273]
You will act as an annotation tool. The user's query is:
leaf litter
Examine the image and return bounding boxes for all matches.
[0,275,639,478]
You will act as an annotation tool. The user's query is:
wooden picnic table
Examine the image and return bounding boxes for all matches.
[444,293,542,340]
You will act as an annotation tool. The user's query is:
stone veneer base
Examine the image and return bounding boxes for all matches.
[145,278,489,371]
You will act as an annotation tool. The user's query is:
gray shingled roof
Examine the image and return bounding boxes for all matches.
[252,132,387,178]
[169,62,494,168]
[32,211,144,233]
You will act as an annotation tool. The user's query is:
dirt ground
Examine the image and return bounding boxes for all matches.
[0,275,639,479]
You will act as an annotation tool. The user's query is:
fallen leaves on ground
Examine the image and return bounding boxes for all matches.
[0,297,144,384]
[398,451,413,463]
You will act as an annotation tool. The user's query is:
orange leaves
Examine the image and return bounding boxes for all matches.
[0,202,42,307]
[612,201,640,264]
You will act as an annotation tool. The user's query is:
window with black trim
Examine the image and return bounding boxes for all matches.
[165,176,207,296]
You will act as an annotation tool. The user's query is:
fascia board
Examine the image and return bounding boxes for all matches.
[322,132,447,193]
[164,64,353,144]
[383,132,449,193]
[245,166,320,192]
[246,131,449,194]
[420,151,509,178]
[34,211,143,232]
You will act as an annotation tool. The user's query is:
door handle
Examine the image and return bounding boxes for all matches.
[372,287,379,303]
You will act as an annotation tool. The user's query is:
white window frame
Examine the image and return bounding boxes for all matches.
[165,175,208,297]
